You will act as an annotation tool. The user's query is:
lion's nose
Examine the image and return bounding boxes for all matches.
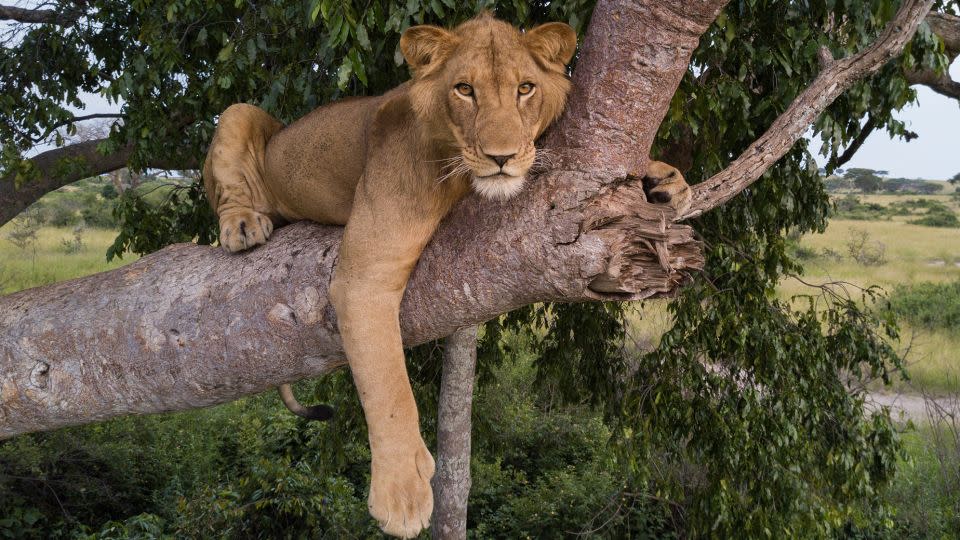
[486,153,515,168]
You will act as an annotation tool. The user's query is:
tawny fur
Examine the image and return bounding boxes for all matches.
[203,13,689,538]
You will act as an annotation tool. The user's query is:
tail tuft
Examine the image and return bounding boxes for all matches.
[278,384,334,421]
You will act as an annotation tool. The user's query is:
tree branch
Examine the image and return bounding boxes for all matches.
[0,4,80,25]
[829,114,878,170]
[903,12,960,100]
[0,0,714,439]
[0,138,197,227]
[0,0,935,439]
[685,0,935,219]
[34,113,125,144]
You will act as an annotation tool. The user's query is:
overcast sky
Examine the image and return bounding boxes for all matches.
[810,57,960,180]
[64,58,960,180]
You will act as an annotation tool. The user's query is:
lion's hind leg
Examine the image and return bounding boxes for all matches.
[203,104,283,252]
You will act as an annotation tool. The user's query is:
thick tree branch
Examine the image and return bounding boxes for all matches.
[0,4,80,25]
[685,0,935,219]
[0,0,935,438]
[0,0,714,439]
[0,138,197,226]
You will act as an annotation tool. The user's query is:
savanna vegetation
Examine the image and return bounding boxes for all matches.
[2,0,960,538]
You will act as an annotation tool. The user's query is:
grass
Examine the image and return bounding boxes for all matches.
[781,218,960,394]
[0,225,136,295]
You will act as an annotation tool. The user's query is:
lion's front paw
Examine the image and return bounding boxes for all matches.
[219,209,273,252]
[642,161,692,217]
[368,441,435,539]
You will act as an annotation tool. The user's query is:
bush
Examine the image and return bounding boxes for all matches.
[59,226,85,254]
[47,204,81,227]
[832,194,888,220]
[846,229,887,266]
[81,203,118,228]
[889,281,960,332]
[910,209,959,228]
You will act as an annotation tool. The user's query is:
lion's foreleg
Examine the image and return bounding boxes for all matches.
[329,181,442,539]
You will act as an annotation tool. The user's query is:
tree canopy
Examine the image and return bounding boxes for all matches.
[2,0,960,537]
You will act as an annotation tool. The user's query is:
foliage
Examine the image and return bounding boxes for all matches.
[106,182,217,260]
[881,177,945,194]
[890,281,960,332]
[59,225,85,254]
[909,207,960,227]
[0,349,678,539]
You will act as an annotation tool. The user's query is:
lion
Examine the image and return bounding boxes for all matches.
[202,13,690,538]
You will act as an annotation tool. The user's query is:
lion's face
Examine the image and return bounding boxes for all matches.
[401,15,577,200]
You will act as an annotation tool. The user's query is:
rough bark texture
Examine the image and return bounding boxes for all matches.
[431,326,479,540]
[0,0,934,438]
[0,139,197,227]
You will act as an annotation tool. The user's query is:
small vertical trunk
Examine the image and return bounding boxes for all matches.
[431,325,479,540]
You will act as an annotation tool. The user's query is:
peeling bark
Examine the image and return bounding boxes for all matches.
[431,326,479,540]
[0,0,936,438]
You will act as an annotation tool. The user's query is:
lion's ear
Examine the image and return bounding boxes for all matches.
[400,25,457,76]
[523,22,577,69]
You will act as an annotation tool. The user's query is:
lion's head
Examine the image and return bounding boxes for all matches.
[400,13,577,200]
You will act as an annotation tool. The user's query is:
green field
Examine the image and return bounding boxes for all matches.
[0,225,136,295]
[781,214,960,393]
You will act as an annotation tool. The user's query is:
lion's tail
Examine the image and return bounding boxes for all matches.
[277,384,334,421]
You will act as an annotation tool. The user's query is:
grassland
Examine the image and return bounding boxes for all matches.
[0,225,137,295]
[782,206,960,393]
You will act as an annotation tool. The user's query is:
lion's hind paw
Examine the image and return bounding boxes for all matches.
[219,209,273,252]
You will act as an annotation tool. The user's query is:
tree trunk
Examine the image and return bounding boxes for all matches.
[431,326,479,540]
[0,0,934,439]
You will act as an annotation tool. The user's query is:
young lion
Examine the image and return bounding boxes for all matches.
[203,13,690,538]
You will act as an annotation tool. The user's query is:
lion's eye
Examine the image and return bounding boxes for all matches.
[454,83,474,97]
[518,83,535,96]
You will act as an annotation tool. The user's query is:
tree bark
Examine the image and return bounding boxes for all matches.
[431,326,479,540]
[0,0,934,439]
[0,5,80,25]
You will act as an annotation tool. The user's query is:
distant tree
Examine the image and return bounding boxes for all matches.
[845,168,885,193]
[883,177,910,192]
[950,172,960,185]
[915,182,945,194]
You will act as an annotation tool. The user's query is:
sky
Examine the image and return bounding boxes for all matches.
[810,57,960,180]
[58,57,960,180]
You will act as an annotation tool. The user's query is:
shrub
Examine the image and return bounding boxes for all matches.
[60,226,85,254]
[846,229,887,266]
[889,281,960,332]
[910,209,959,228]
[832,195,888,220]
[81,203,118,228]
